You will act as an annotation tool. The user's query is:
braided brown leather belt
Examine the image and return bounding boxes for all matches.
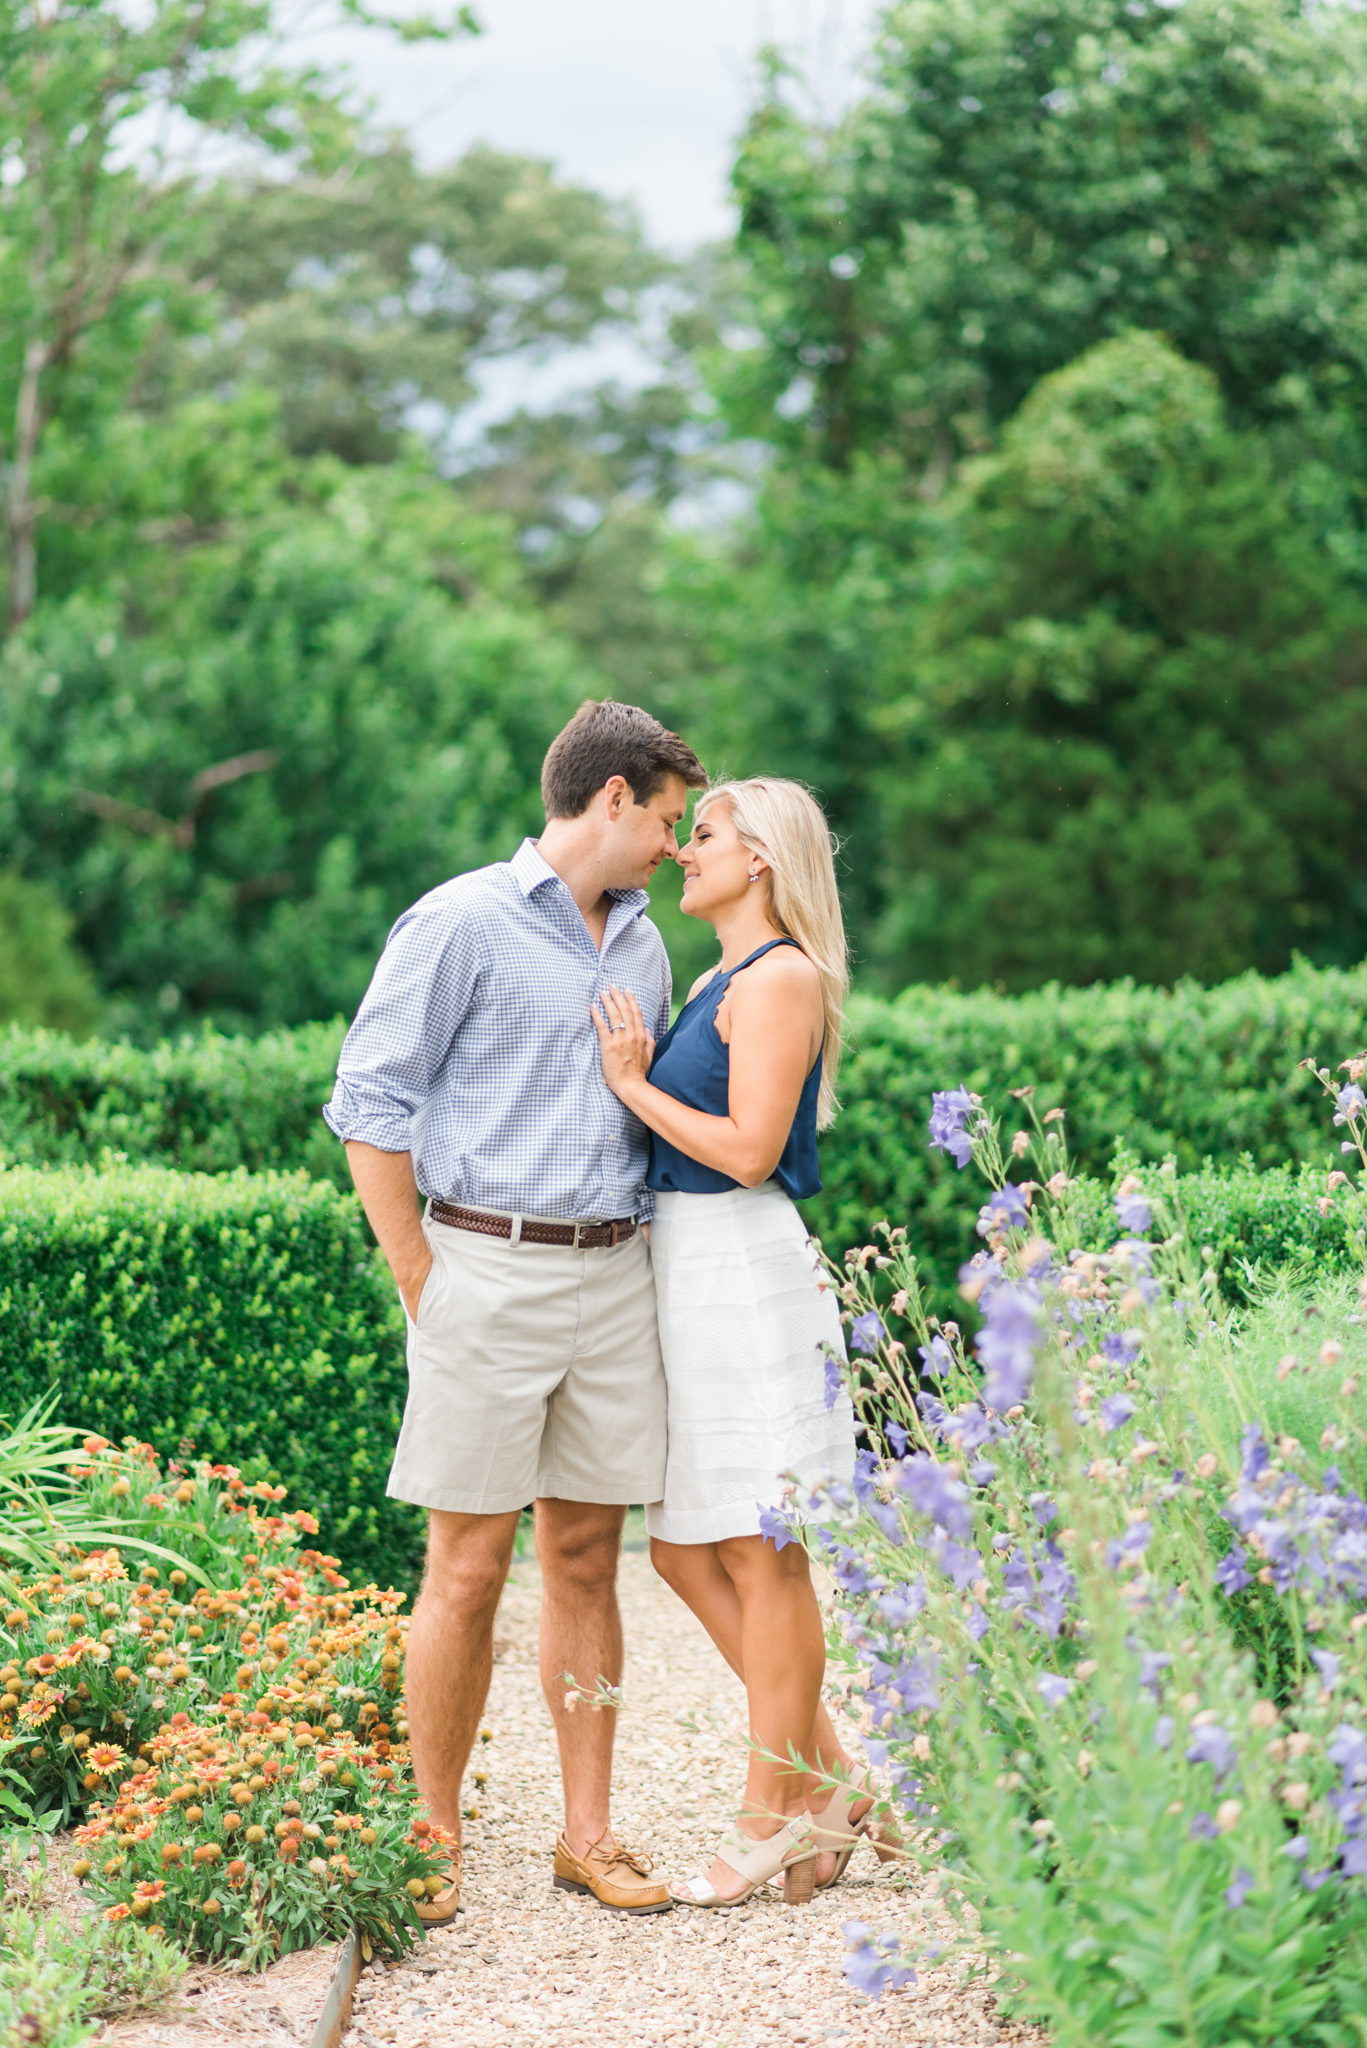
[429,1200,637,1250]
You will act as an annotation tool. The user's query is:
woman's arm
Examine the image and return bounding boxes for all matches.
[594,951,822,1187]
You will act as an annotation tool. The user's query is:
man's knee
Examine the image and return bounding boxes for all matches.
[537,1502,624,1599]
[419,1511,517,1624]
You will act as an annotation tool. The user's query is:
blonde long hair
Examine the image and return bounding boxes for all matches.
[696,777,849,1129]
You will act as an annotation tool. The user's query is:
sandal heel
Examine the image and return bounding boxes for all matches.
[783,1854,817,1906]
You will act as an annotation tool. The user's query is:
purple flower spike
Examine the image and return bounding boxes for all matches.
[1225,1867,1253,1909]
[843,1923,917,2000]
[1313,1650,1341,1691]
[851,1312,887,1356]
[1114,1189,1152,1235]
[899,1454,973,1539]
[1335,1084,1366,1127]
[823,1352,844,1411]
[758,1504,796,1552]
[928,1088,977,1170]
[1186,1724,1238,1785]
[1188,1810,1218,1840]
[1099,1394,1137,1434]
[976,1280,1042,1414]
[976,1183,1030,1238]
[918,1334,954,1377]
[1215,1541,1252,1596]
[1036,1673,1072,1707]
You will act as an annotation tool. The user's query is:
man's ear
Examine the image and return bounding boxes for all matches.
[602,774,633,819]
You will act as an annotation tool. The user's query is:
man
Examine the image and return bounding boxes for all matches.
[324,698,707,1923]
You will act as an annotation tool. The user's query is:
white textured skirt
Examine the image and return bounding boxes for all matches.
[645,1180,857,1545]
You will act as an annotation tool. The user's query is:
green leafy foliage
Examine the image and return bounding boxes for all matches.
[0,872,99,1035]
[0,1906,186,2047]
[0,461,594,1033]
[0,1164,418,1587]
[816,1079,1367,2045]
[0,1448,451,1969]
[808,957,1367,1298]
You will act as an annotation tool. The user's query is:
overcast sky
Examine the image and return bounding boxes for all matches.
[305,0,885,251]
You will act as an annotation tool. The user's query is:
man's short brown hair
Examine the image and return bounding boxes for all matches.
[541,699,707,819]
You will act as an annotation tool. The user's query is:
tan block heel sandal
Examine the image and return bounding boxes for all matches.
[671,1815,818,1909]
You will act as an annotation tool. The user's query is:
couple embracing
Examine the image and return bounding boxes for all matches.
[324,699,874,1920]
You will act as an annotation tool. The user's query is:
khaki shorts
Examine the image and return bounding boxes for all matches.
[386,1209,666,1515]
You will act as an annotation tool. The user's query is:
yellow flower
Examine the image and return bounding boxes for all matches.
[87,1742,126,1776]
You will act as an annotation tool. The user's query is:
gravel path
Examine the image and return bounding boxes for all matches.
[344,1543,1033,2048]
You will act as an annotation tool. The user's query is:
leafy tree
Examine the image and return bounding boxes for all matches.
[0,453,595,1032]
[181,142,661,468]
[871,332,1367,987]
[728,0,1367,481]
[0,869,99,1032]
[0,0,472,628]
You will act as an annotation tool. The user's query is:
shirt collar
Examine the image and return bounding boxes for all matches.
[510,838,650,921]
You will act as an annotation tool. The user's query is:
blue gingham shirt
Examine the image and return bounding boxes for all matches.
[323,839,671,1221]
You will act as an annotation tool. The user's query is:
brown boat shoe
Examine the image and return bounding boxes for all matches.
[553,1828,673,1914]
[414,1846,463,1926]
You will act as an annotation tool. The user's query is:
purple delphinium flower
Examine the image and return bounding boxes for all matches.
[1225,1868,1254,1909]
[1335,1083,1366,1127]
[1099,1394,1137,1434]
[966,1603,990,1640]
[1284,1836,1309,1862]
[1189,1810,1219,1840]
[1036,1673,1072,1707]
[758,1504,796,1551]
[843,1923,917,1999]
[928,1088,977,1169]
[1138,1649,1172,1694]
[976,1183,1030,1238]
[1215,1541,1252,1596]
[1186,1724,1238,1784]
[1101,1330,1142,1366]
[1303,1867,1335,1892]
[1114,1188,1152,1235]
[885,1420,909,1457]
[1314,1650,1341,1691]
[976,1280,1042,1414]
[823,1352,844,1411]
[1240,1423,1269,1484]
[1106,1520,1151,1569]
[1328,1725,1367,1781]
[969,1460,997,1486]
[899,1454,974,1539]
[917,1334,954,1377]
[851,1312,887,1356]
[1154,1715,1175,1750]
[877,1580,926,1626]
[1030,1492,1058,1529]
[899,1652,941,1712]
[934,1538,983,1590]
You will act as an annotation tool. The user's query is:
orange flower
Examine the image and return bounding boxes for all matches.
[87,1743,126,1776]
[132,1880,166,1903]
[103,1903,131,1922]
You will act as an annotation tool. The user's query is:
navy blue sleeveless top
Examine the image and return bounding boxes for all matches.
[646,937,823,1200]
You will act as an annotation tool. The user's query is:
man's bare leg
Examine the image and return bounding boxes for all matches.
[535,1499,627,1858]
[405,1507,522,1839]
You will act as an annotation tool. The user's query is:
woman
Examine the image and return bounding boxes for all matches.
[593,778,876,1909]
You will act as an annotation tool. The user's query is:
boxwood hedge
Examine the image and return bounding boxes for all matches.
[1,952,1363,1309]
[0,1163,420,1587]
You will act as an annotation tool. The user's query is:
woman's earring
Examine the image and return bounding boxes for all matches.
[748,871,760,884]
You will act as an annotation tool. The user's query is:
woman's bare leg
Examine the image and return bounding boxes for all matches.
[651,1533,860,1897]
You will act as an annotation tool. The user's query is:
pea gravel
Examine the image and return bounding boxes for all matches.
[343,1543,1039,2048]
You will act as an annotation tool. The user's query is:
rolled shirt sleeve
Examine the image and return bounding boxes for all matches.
[323,900,480,1155]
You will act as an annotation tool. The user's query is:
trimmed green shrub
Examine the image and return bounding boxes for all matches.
[0,1164,416,1586]
[804,956,1367,1296]
[2,952,1365,1305]
[0,1022,345,1183]
[1069,1159,1363,1304]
